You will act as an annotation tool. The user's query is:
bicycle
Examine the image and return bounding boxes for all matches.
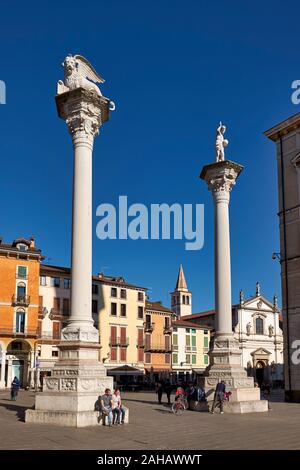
[171,396,188,415]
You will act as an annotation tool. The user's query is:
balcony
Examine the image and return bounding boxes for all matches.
[163,325,172,334]
[0,327,38,337]
[145,343,172,353]
[39,331,61,340]
[185,345,197,353]
[143,321,155,332]
[136,340,145,348]
[109,336,129,347]
[12,294,30,306]
[172,344,178,351]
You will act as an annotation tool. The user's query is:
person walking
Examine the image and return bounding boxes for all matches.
[156,381,164,404]
[10,376,20,401]
[211,380,226,414]
[164,381,172,405]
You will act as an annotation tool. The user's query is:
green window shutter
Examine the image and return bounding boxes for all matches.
[173,334,178,346]
[204,354,209,365]
[173,354,178,364]
[204,336,209,347]
[17,266,27,278]
[192,354,196,364]
[186,354,190,364]
[186,335,190,346]
[191,335,196,347]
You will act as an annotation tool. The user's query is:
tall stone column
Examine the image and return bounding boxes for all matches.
[199,124,268,413]
[26,55,115,427]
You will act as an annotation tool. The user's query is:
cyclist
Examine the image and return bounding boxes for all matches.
[175,385,185,401]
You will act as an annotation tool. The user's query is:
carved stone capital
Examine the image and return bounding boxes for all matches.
[200,160,244,203]
[55,87,110,147]
[61,326,99,343]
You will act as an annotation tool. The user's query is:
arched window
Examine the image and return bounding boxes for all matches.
[16,309,25,333]
[255,317,264,335]
[186,296,190,305]
[182,295,186,305]
[17,282,26,300]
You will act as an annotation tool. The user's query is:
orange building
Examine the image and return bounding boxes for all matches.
[144,301,174,382]
[0,238,43,388]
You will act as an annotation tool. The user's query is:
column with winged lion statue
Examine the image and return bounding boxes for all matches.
[26,55,124,427]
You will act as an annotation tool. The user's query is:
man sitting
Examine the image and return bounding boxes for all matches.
[100,388,113,426]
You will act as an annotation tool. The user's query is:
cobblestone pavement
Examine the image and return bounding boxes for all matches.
[0,390,299,450]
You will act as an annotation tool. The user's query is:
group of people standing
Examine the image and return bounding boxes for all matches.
[156,380,207,406]
[99,388,126,427]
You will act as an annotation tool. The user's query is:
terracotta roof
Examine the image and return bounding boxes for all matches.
[41,264,147,290]
[0,238,42,255]
[146,301,173,314]
[172,319,210,329]
[175,264,188,290]
[183,310,216,319]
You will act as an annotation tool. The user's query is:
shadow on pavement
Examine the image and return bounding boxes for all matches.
[0,401,31,422]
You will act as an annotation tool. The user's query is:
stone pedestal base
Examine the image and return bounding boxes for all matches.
[25,340,126,427]
[199,333,268,414]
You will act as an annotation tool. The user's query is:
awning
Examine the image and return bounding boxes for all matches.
[107,365,144,376]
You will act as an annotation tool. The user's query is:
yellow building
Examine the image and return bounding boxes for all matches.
[94,273,147,386]
[0,237,43,388]
[144,301,174,382]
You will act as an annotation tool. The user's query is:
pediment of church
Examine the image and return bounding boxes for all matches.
[251,348,272,357]
[243,295,274,312]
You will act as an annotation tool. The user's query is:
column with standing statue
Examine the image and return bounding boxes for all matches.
[199,123,268,413]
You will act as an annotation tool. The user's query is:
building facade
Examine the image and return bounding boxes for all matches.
[265,113,300,401]
[187,284,284,386]
[0,238,43,388]
[171,319,210,384]
[143,301,173,382]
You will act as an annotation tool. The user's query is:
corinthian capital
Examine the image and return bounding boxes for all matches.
[200,160,244,203]
[56,87,111,146]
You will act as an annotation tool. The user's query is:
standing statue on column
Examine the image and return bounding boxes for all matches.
[215,122,229,162]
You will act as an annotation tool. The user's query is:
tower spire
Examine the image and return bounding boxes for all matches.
[175,264,188,291]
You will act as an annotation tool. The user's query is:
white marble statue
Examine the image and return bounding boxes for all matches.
[215,122,229,162]
[57,54,105,96]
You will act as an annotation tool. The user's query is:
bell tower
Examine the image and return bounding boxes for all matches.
[171,264,192,317]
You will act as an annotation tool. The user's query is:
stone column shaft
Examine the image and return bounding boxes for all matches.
[214,192,232,334]
[70,137,93,326]
[0,351,6,387]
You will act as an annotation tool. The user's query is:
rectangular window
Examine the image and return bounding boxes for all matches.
[145,334,151,350]
[165,353,171,364]
[173,334,178,346]
[110,347,117,361]
[138,348,144,362]
[145,352,151,364]
[37,320,42,337]
[138,306,144,319]
[120,304,127,317]
[204,354,209,365]
[192,354,197,365]
[185,328,190,333]
[165,317,170,328]
[17,265,27,279]
[165,335,170,351]
[92,300,98,314]
[172,353,178,364]
[120,347,127,362]
[138,291,144,302]
[204,336,209,348]
[186,354,191,364]
[52,350,59,357]
[111,303,117,316]
[110,326,117,346]
[191,328,196,334]
[191,335,196,347]
[120,289,127,299]
[53,297,60,312]
[92,284,98,295]
[185,335,190,346]
[120,327,127,346]
[111,287,117,298]
[204,329,208,335]
[50,277,60,288]
[64,278,70,289]
[62,298,70,316]
[137,328,144,347]
[40,276,46,286]
[52,322,60,340]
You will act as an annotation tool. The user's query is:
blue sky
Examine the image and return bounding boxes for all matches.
[1,0,299,311]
